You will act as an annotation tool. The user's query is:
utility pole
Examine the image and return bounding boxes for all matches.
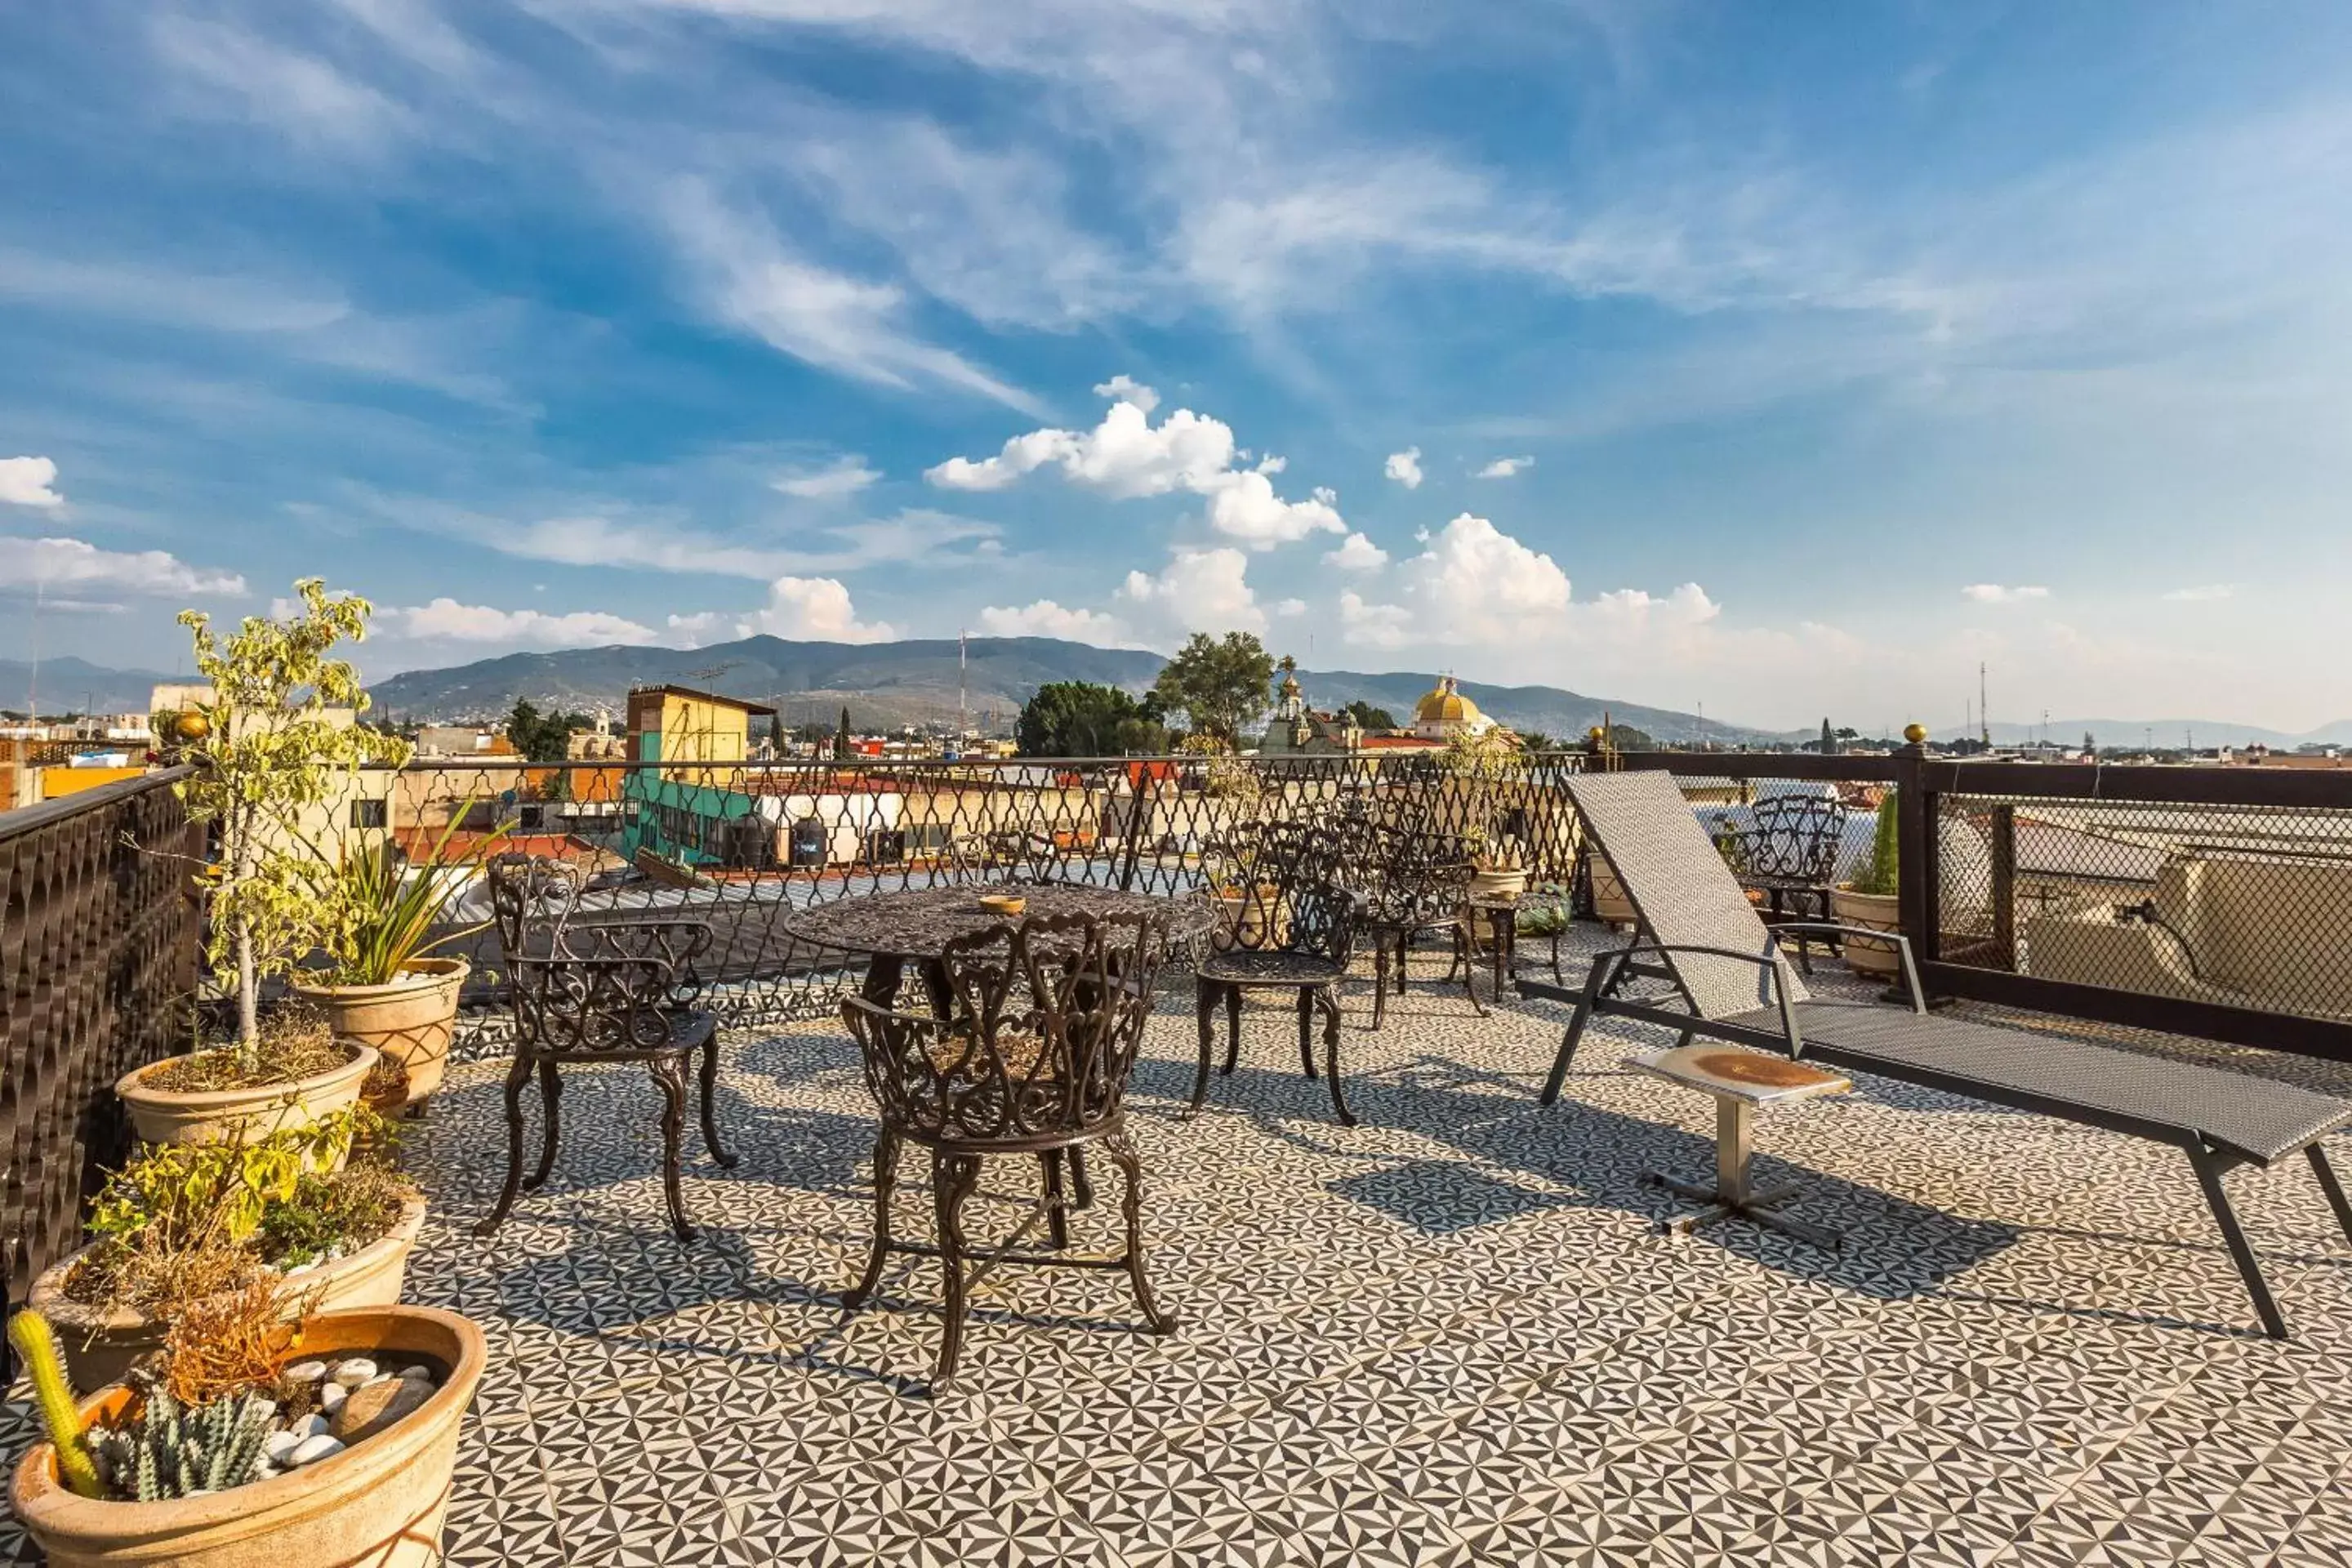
[959,630,968,741]
[1979,662,1990,748]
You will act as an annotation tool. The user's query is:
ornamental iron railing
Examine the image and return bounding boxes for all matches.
[0,767,202,1334]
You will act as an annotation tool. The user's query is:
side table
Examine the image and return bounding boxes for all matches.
[1632,1044,1850,1250]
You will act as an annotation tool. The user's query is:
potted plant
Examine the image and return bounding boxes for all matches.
[28,1108,424,1395]
[11,1295,484,1568]
[291,805,508,1115]
[1832,788,1903,977]
[117,583,410,1150]
[1468,838,1531,901]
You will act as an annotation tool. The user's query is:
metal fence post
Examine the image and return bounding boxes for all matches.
[1892,728,1936,982]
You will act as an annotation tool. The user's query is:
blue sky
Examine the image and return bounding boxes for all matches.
[6,2,2352,733]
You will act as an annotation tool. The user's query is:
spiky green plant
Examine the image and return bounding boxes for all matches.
[1849,789,1900,897]
[83,1378,278,1500]
[8,1311,104,1499]
[318,795,508,987]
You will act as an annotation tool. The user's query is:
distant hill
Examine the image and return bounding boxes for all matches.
[0,657,180,717]
[359,634,1770,743]
[364,636,1169,733]
[1934,719,2352,750]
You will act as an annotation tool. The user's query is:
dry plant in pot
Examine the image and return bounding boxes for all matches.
[11,1294,485,1568]
[27,1109,424,1395]
[119,583,410,1149]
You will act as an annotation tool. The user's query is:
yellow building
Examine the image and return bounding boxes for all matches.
[626,685,775,773]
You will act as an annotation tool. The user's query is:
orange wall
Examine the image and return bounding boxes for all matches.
[40,766,150,800]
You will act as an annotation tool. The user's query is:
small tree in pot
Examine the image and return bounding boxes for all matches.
[118,584,411,1147]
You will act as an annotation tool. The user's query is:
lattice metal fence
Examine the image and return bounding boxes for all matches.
[0,768,202,1320]
[1929,788,2352,1025]
[371,753,1595,1039]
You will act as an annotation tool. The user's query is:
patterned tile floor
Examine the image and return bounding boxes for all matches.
[11,933,2352,1566]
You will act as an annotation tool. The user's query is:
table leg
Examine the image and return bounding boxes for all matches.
[862,954,904,1009]
[1716,1098,1752,1206]
[1639,1094,1840,1250]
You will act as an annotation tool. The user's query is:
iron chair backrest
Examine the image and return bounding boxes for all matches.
[507,953,681,1056]
[842,910,1168,1146]
[1739,793,1849,884]
[1210,817,1358,965]
[1563,772,1809,1021]
[1352,818,1476,929]
[487,851,586,960]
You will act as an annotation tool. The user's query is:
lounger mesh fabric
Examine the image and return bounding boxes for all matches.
[1563,771,1808,1019]
[1728,1000,2352,1165]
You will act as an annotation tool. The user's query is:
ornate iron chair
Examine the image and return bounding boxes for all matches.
[1190,820,1362,1125]
[1352,821,1480,1030]
[840,910,1174,1387]
[478,854,736,1241]
[1726,793,1850,943]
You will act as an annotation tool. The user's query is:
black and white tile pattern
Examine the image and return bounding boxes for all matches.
[8,930,2352,1566]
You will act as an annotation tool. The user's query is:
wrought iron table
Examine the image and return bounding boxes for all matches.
[786,882,1214,1217]
[782,882,1215,1012]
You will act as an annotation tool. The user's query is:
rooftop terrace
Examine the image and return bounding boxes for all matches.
[17,942,2347,1566]
[7,751,2351,1566]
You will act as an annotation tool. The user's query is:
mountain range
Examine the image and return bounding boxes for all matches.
[13,642,2347,751]
[358,635,1762,743]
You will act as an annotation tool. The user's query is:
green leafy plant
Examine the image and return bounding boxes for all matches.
[1848,789,1900,896]
[173,581,413,1071]
[69,1109,406,1323]
[317,799,508,987]
[9,1311,104,1499]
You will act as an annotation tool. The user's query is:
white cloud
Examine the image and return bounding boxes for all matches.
[1324,532,1389,572]
[1116,546,1264,635]
[662,182,1044,415]
[1394,512,1572,632]
[11,535,245,595]
[976,599,1127,643]
[927,390,1345,549]
[1383,448,1423,489]
[0,456,64,507]
[1338,590,1414,648]
[386,599,657,648]
[2163,583,2238,602]
[732,576,896,643]
[773,457,881,499]
[149,13,412,154]
[1092,375,1159,415]
[1962,583,2051,604]
[1474,456,1534,479]
[1274,598,1307,617]
[483,509,998,579]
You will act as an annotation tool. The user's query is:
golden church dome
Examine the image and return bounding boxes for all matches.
[1414,677,1484,727]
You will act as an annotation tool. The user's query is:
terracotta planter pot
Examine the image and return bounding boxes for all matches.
[116,1044,376,1158]
[11,1305,485,1568]
[1211,886,1291,951]
[1589,853,1638,928]
[292,959,468,1113]
[1470,867,1530,901]
[1832,884,1904,978]
[26,1196,430,1396]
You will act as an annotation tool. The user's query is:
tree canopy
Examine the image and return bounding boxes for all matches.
[1342,700,1397,731]
[506,699,588,764]
[1151,631,1274,745]
[1016,681,1167,757]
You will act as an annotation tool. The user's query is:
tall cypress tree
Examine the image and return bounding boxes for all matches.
[1819,718,1834,755]
[835,706,852,760]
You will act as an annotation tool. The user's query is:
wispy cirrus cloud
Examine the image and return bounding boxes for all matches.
[2163,583,2238,602]
[1962,583,2051,604]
